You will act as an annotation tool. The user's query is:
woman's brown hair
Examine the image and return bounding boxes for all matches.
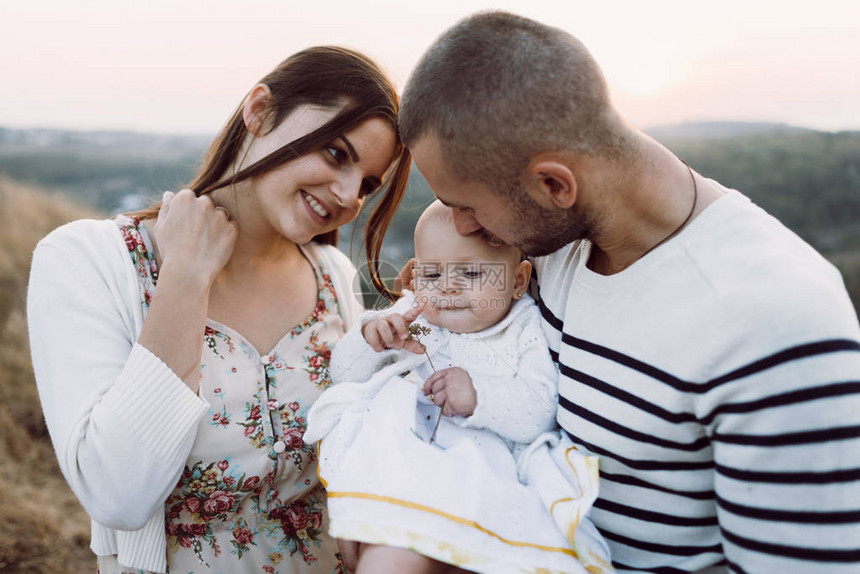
[130,46,410,299]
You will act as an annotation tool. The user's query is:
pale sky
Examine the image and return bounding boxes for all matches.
[2,0,858,134]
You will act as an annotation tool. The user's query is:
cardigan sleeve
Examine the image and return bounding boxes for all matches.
[460,305,558,444]
[27,228,208,531]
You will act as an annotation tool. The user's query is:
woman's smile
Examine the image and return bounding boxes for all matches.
[301,190,332,221]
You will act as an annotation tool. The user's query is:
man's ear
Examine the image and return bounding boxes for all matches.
[523,156,578,209]
[512,259,532,299]
[243,84,273,136]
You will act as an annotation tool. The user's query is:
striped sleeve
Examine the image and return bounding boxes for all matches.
[704,338,860,573]
[541,295,860,572]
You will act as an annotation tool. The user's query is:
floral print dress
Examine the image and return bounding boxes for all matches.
[100,215,348,574]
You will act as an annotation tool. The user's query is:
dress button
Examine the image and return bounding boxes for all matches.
[260,355,271,365]
[273,440,286,454]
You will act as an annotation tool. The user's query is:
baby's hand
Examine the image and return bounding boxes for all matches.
[362,303,426,354]
[422,367,477,417]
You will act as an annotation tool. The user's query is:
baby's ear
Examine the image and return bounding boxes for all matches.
[512,259,532,299]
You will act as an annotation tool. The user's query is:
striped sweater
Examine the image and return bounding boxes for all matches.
[533,187,860,573]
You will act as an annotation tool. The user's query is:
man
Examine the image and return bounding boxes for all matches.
[398,10,860,574]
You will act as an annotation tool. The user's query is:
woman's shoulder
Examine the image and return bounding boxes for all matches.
[304,241,357,274]
[303,241,358,290]
[31,217,136,287]
[304,242,363,328]
[36,217,121,253]
[29,217,132,297]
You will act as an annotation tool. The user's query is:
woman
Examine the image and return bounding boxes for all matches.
[27,46,410,573]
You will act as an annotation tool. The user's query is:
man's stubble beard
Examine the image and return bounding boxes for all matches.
[507,194,596,257]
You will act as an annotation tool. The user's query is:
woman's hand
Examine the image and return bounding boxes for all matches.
[152,190,237,285]
[422,367,477,417]
[137,190,238,391]
[361,302,426,354]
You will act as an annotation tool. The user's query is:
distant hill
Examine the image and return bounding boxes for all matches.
[644,121,814,141]
[0,127,211,213]
[0,127,211,159]
[658,128,860,249]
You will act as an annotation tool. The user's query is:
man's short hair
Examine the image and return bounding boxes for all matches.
[400,11,629,196]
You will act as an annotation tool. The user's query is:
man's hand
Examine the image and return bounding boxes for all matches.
[362,303,426,354]
[422,367,477,417]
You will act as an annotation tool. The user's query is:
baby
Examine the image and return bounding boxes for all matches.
[304,202,611,574]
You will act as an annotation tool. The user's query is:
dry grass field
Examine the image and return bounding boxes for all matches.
[0,178,97,573]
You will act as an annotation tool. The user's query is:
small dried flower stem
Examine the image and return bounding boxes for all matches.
[407,324,436,371]
[407,323,443,443]
[423,350,436,372]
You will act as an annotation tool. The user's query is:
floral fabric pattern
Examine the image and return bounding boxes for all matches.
[102,216,348,574]
[302,334,333,390]
[117,216,157,309]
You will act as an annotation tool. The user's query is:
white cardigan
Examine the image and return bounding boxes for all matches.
[27,218,361,573]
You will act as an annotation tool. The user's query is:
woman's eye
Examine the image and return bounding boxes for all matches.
[325,146,349,164]
[463,270,483,279]
[421,272,441,280]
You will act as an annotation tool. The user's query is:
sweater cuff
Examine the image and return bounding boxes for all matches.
[462,375,494,429]
[100,343,208,466]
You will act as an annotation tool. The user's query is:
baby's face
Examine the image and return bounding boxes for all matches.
[413,219,521,334]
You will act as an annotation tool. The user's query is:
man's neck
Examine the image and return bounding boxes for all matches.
[585,136,720,275]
